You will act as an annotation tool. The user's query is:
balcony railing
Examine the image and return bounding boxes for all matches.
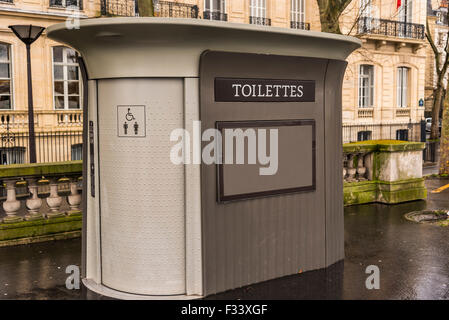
[50,0,83,9]
[357,17,425,40]
[290,21,310,30]
[249,16,271,26]
[203,10,227,21]
[101,0,137,16]
[101,0,199,18]
[0,110,82,130]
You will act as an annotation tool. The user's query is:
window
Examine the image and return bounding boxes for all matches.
[397,67,409,108]
[0,43,12,110]
[396,129,409,141]
[49,0,83,9]
[360,0,371,18]
[358,65,374,108]
[398,0,413,23]
[291,0,305,28]
[204,0,226,20]
[398,0,413,37]
[250,0,268,25]
[357,131,372,141]
[0,147,25,165]
[71,143,82,160]
[53,46,82,110]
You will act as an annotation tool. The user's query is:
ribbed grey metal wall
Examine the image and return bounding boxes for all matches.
[200,51,346,295]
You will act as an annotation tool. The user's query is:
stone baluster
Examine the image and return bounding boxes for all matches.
[2,179,22,223]
[46,177,64,218]
[346,153,357,182]
[356,153,367,181]
[25,178,43,220]
[67,176,82,215]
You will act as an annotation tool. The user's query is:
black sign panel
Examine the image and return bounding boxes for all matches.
[215,78,315,102]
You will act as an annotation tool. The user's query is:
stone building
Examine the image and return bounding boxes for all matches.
[0,0,428,164]
[0,0,101,163]
[424,0,448,117]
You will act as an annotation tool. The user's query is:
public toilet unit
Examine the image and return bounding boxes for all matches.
[47,18,360,299]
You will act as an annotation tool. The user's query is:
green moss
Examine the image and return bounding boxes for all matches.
[344,178,427,206]
[0,161,82,179]
[343,140,425,153]
[0,214,82,241]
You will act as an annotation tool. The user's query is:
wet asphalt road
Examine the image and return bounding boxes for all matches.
[0,179,448,300]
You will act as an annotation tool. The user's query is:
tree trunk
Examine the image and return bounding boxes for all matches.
[319,12,343,34]
[430,86,443,140]
[439,94,449,175]
[138,0,154,17]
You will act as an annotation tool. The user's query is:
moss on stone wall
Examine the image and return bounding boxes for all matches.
[344,178,427,206]
[0,213,82,243]
[0,161,82,179]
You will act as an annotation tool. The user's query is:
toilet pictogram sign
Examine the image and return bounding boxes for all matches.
[117,105,146,137]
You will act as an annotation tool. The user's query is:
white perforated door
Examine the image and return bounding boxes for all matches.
[97,78,185,295]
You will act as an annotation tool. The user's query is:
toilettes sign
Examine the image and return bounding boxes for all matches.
[214,78,315,102]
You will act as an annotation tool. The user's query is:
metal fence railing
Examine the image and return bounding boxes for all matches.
[100,0,199,18]
[290,21,311,30]
[357,17,425,40]
[342,123,422,144]
[423,141,439,163]
[0,131,83,165]
[50,0,83,9]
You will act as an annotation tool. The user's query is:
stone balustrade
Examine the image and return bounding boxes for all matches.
[343,140,426,205]
[0,110,83,130]
[0,162,82,223]
[343,151,373,182]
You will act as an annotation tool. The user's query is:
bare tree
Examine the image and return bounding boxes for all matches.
[440,93,449,174]
[138,0,154,16]
[426,10,449,140]
[316,0,354,34]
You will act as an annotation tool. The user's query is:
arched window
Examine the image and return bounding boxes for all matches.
[397,67,410,108]
[0,43,12,110]
[358,64,374,108]
[52,46,82,110]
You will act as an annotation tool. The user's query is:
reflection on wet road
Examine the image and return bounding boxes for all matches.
[0,179,448,300]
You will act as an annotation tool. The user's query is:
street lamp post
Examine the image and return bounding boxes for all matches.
[9,25,45,163]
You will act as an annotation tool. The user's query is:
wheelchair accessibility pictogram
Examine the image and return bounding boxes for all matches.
[117,105,146,137]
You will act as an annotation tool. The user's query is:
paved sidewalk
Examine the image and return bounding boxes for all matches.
[0,179,448,300]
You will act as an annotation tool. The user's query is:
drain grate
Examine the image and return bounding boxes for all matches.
[405,210,449,226]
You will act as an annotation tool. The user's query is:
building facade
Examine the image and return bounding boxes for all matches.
[101,0,430,143]
[0,0,100,164]
[425,0,448,116]
[0,0,428,165]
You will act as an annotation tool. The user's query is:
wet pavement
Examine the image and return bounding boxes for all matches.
[0,179,448,300]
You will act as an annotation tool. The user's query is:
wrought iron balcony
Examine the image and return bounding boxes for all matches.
[159,1,199,18]
[101,0,199,18]
[357,17,425,40]
[249,16,271,26]
[203,10,228,21]
[50,0,83,9]
[290,21,310,30]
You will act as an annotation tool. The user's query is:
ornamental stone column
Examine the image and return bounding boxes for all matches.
[2,179,22,223]
[25,178,43,220]
[67,176,82,215]
[46,177,64,218]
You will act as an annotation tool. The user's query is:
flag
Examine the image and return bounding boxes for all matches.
[397,0,401,9]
